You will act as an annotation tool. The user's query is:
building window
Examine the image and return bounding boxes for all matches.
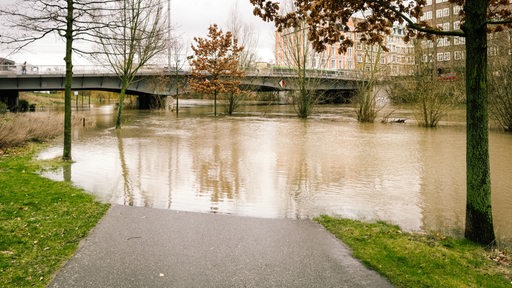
[443,8,450,17]
[437,37,449,47]
[488,47,497,56]
[357,53,363,63]
[453,5,462,15]
[436,9,443,18]
[437,52,444,61]
[419,11,432,21]
[443,52,450,61]
[454,51,464,60]
[454,21,460,30]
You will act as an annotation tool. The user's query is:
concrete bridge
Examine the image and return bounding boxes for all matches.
[0,64,361,110]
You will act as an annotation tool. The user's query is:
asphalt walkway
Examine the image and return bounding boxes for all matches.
[49,205,393,288]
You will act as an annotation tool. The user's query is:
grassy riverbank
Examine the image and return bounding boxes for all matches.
[316,215,512,288]
[0,144,109,288]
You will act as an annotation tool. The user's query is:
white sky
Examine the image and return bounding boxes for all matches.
[1,0,276,66]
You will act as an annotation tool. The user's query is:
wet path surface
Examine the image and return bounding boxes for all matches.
[49,205,393,288]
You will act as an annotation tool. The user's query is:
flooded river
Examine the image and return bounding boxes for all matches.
[38,101,512,244]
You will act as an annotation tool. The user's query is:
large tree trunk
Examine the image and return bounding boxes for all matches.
[63,0,74,161]
[464,0,496,245]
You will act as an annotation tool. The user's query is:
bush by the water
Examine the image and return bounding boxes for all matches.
[18,99,29,112]
[0,112,64,149]
[0,102,7,114]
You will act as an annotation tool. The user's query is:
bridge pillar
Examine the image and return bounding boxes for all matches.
[0,90,19,111]
[137,95,168,109]
[321,90,354,104]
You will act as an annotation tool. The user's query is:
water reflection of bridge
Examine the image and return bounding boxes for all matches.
[0,65,361,110]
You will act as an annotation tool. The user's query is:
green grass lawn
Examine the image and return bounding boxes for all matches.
[316,215,512,288]
[0,145,109,288]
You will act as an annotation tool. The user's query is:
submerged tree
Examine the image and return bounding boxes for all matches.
[354,44,385,123]
[277,19,322,118]
[0,0,116,160]
[190,24,244,116]
[389,40,464,127]
[224,3,259,115]
[167,38,189,115]
[95,0,167,129]
[275,0,333,118]
[250,0,512,245]
[489,30,512,131]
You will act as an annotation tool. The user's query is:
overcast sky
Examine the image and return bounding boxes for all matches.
[2,0,276,66]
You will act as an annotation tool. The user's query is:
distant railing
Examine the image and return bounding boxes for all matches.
[0,64,361,79]
[0,64,173,75]
[244,67,361,80]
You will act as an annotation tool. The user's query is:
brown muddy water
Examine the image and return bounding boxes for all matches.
[38,101,512,244]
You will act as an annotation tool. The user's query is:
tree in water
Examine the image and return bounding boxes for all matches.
[0,0,117,160]
[354,44,385,123]
[489,30,512,132]
[95,0,167,129]
[388,40,464,127]
[274,1,332,118]
[189,24,244,116]
[250,0,512,245]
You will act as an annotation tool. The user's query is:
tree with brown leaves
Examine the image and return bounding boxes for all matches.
[250,0,512,246]
[190,24,244,116]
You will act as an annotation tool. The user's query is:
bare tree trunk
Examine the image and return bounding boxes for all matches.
[62,0,74,161]
[115,81,130,129]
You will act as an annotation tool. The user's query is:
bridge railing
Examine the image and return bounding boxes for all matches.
[244,67,362,80]
[0,64,178,76]
[0,63,362,80]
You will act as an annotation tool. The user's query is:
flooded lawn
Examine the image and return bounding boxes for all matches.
[38,101,512,244]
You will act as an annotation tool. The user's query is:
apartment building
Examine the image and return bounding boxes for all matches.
[420,0,512,77]
[274,18,415,76]
[419,0,466,76]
